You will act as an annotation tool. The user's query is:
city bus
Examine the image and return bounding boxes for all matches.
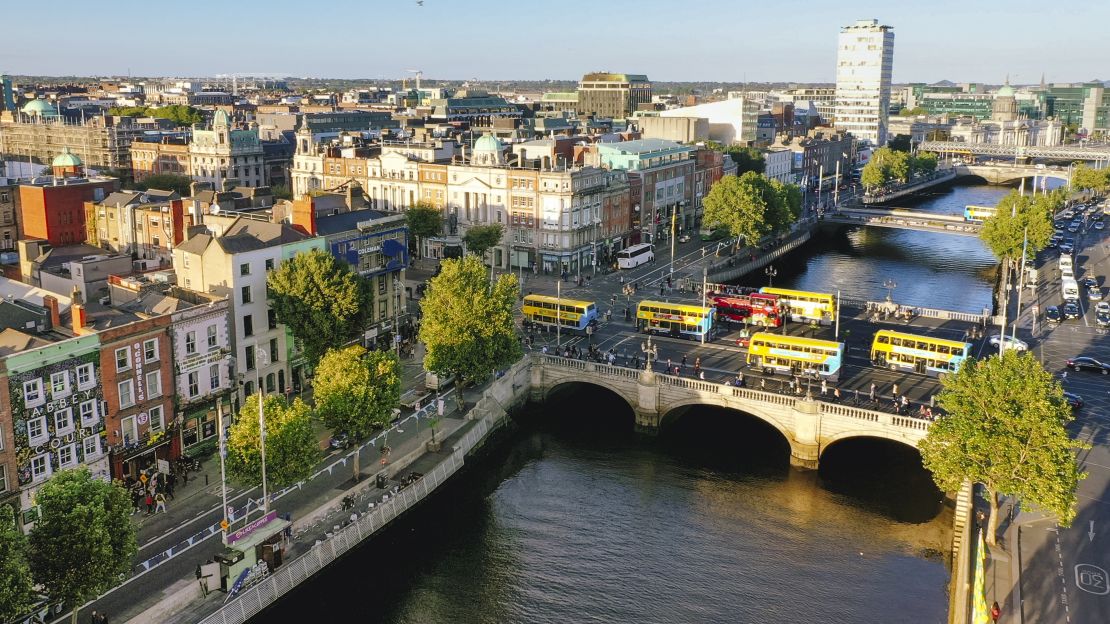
[758,287,836,325]
[869,329,972,378]
[522,295,598,334]
[617,243,655,269]
[964,205,997,222]
[709,292,782,327]
[636,300,714,340]
[746,333,844,381]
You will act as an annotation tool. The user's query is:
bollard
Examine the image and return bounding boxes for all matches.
[205,474,209,486]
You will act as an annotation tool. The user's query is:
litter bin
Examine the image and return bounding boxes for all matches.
[376,473,388,489]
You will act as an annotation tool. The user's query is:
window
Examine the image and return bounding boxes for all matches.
[240,262,251,276]
[27,417,47,446]
[243,314,253,337]
[209,364,220,391]
[118,379,135,409]
[23,378,43,407]
[57,443,76,469]
[83,435,100,459]
[241,285,252,304]
[266,373,276,393]
[50,371,71,397]
[187,371,199,397]
[76,363,95,390]
[243,380,254,396]
[54,408,74,436]
[270,338,279,364]
[79,400,98,427]
[207,324,218,350]
[265,258,275,271]
[115,347,131,372]
[145,371,162,399]
[0,466,6,493]
[121,415,137,444]
[267,308,277,330]
[30,454,50,482]
[186,330,197,354]
[245,345,256,371]
[149,405,165,433]
[144,338,159,362]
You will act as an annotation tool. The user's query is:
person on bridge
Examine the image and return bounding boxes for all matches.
[869,382,877,403]
[990,601,1001,622]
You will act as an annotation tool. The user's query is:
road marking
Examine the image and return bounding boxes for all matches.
[1089,521,1096,543]
[1075,563,1110,595]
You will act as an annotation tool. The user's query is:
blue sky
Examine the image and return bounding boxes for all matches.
[4,0,1107,83]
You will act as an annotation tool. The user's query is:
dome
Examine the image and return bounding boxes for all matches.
[52,147,82,168]
[996,84,1015,98]
[473,133,503,154]
[21,99,57,117]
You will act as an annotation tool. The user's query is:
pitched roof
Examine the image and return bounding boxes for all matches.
[175,232,212,255]
[315,209,393,236]
[215,218,310,254]
[0,328,52,357]
[100,191,143,207]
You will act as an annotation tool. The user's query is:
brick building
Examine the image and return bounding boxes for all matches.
[129,138,191,182]
[17,151,118,246]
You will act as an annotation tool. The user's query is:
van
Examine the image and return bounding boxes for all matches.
[1060,255,1074,273]
[1062,278,1080,302]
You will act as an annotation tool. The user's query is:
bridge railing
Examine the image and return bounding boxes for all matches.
[820,402,932,433]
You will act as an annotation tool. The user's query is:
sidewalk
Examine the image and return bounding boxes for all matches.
[978,494,1021,623]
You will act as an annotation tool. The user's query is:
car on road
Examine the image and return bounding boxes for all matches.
[1067,356,1110,374]
[989,334,1029,352]
[678,234,691,244]
[1098,309,1110,327]
[1097,301,1110,314]
[1045,305,1062,323]
[1090,286,1104,300]
[1097,221,1106,231]
[1082,276,1099,288]
[1060,242,1075,254]
[1062,302,1081,319]
[1068,224,1080,233]
[1064,392,1084,410]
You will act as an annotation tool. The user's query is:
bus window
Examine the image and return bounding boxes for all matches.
[877,335,889,344]
[891,337,902,346]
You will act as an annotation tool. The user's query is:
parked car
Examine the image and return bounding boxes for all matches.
[329,433,351,450]
[1044,305,1062,323]
[1060,242,1075,254]
[1063,392,1084,410]
[1082,276,1099,288]
[678,234,691,243]
[1098,310,1110,327]
[1097,221,1106,231]
[1066,356,1110,374]
[1090,286,1104,301]
[1063,302,1081,319]
[989,334,1029,352]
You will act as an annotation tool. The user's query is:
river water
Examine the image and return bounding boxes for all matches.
[258,184,1016,624]
[734,183,1010,313]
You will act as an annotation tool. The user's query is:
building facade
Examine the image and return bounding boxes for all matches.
[0,181,17,251]
[834,19,895,146]
[85,190,190,266]
[130,139,192,182]
[189,110,265,188]
[597,139,695,242]
[577,73,652,119]
[169,292,232,453]
[17,154,118,246]
[0,108,153,173]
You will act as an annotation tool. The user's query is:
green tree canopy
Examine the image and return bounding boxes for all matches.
[314,346,401,440]
[702,172,800,247]
[0,506,33,622]
[271,184,293,200]
[919,351,1087,545]
[915,151,939,175]
[724,146,766,175]
[107,105,203,126]
[134,173,192,196]
[228,394,321,488]
[898,107,928,117]
[1071,162,1110,193]
[418,255,522,407]
[406,202,443,258]
[862,147,937,188]
[28,470,136,623]
[887,134,913,152]
[463,224,504,260]
[980,190,1056,262]
[267,248,372,368]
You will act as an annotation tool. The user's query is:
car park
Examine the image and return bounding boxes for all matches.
[1063,302,1081,319]
[1044,305,1062,323]
[1066,356,1110,374]
[989,334,1028,351]
[1068,224,1080,233]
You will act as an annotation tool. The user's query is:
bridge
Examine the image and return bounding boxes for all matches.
[821,207,982,237]
[919,140,1110,162]
[529,354,931,469]
[956,163,1071,185]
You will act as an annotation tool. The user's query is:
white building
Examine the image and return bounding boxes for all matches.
[834,19,895,146]
[764,149,794,184]
[189,110,265,189]
[169,292,233,450]
[659,97,761,144]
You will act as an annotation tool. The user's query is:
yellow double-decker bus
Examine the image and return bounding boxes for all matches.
[522,295,598,334]
[869,329,972,378]
[759,287,836,325]
[636,300,714,340]
[746,332,844,381]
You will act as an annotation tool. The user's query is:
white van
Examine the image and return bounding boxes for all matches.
[1062,277,1080,302]
[1060,255,1074,273]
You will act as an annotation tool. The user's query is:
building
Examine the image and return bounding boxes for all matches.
[85,189,190,267]
[577,73,652,119]
[427,90,521,125]
[635,116,708,143]
[773,130,857,197]
[658,96,762,145]
[173,217,324,406]
[17,152,118,246]
[189,110,265,189]
[764,148,795,184]
[774,87,838,124]
[597,139,696,242]
[693,148,736,228]
[28,243,133,305]
[0,179,17,251]
[834,19,895,146]
[0,106,155,173]
[129,138,191,182]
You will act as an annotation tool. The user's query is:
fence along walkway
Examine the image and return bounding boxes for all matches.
[196,416,496,624]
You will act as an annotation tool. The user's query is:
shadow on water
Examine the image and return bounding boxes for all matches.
[819,437,944,524]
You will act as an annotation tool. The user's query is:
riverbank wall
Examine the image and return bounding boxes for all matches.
[948,482,975,624]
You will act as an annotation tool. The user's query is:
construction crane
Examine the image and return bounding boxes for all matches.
[405,69,423,92]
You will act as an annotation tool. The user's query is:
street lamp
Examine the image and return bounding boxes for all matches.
[883,279,898,303]
[765,265,778,288]
[641,336,658,377]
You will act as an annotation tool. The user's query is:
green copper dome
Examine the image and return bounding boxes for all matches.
[473,133,503,153]
[52,147,82,168]
[21,99,57,116]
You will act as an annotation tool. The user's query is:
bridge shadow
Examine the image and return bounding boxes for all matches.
[819,437,943,525]
[656,405,791,477]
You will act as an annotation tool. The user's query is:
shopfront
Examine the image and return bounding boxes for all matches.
[110,425,178,483]
[179,396,228,456]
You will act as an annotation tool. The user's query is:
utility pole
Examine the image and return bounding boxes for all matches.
[1012,228,1029,345]
[556,278,562,349]
[218,398,230,543]
[701,266,708,345]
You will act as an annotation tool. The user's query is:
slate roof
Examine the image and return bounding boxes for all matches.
[0,328,52,357]
[315,209,393,236]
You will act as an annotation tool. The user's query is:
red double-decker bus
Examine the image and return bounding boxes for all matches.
[710,292,782,327]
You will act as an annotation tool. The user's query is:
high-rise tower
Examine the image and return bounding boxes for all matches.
[834,19,895,146]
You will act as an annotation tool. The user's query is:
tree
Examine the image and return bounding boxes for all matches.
[28,470,136,624]
[227,393,321,488]
[980,191,1055,262]
[860,161,888,190]
[314,346,401,440]
[898,107,927,117]
[418,255,522,409]
[887,134,913,152]
[267,248,372,368]
[463,224,504,260]
[271,184,293,200]
[887,150,911,182]
[1071,163,1109,194]
[134,173,192,196]
[915,151,939,175]
[0,506,33,622]
[724,146,766,175]
[149,105,203,126]
[405,202,443,259]
[702,172,800,248]
[918,351,1087,545]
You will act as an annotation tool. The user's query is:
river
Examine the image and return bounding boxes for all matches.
[255,184,1021,624]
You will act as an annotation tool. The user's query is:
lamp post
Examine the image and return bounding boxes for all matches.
[765,265,778,288]
[883,278,898,303]
[253,342,271,515]
[640,335,658,377]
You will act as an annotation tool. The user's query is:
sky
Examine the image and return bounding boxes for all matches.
[4,0,1108,84]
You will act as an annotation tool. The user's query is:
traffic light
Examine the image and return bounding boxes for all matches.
[220,519,229,531]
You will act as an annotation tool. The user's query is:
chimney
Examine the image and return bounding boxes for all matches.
[42,295,61,329]
[71,302,86,334]
[189,181,213,197]
[290,195,317,236]
[222,178,240,192]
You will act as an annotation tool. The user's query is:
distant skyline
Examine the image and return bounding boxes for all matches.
[3,0,1107,84]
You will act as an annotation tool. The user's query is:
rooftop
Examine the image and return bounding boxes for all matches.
[316,208,399,236]
[598,138,692,155]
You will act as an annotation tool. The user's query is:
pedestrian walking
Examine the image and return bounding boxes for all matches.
[760,378,766,390]
[154,492,167,514]
[869,382,876,403]
[91,610,99,624]
[990,601,1001,622]
[854,388,860,405]
[167,472,176,500]
[820,379,828,396]
[833,387,841,402]
[145,491,154,515]
[667,358,673,372]
[698,370,705,380]
[892,382,899,398]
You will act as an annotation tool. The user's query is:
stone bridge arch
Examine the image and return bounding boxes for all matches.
[819,429,924,459]
[544,379,639,417]
[659,399,794,445]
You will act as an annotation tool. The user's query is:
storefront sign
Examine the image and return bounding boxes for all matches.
[157,459,170,475]
[227,510,278,545]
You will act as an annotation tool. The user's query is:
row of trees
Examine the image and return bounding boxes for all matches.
[706,142,767,176]
[107,104,204,126]
[0,471,136,623]
[701,171,802,247]
[979,189,1060,263]
[1071,163,1110,194]
[860,148,939,189]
